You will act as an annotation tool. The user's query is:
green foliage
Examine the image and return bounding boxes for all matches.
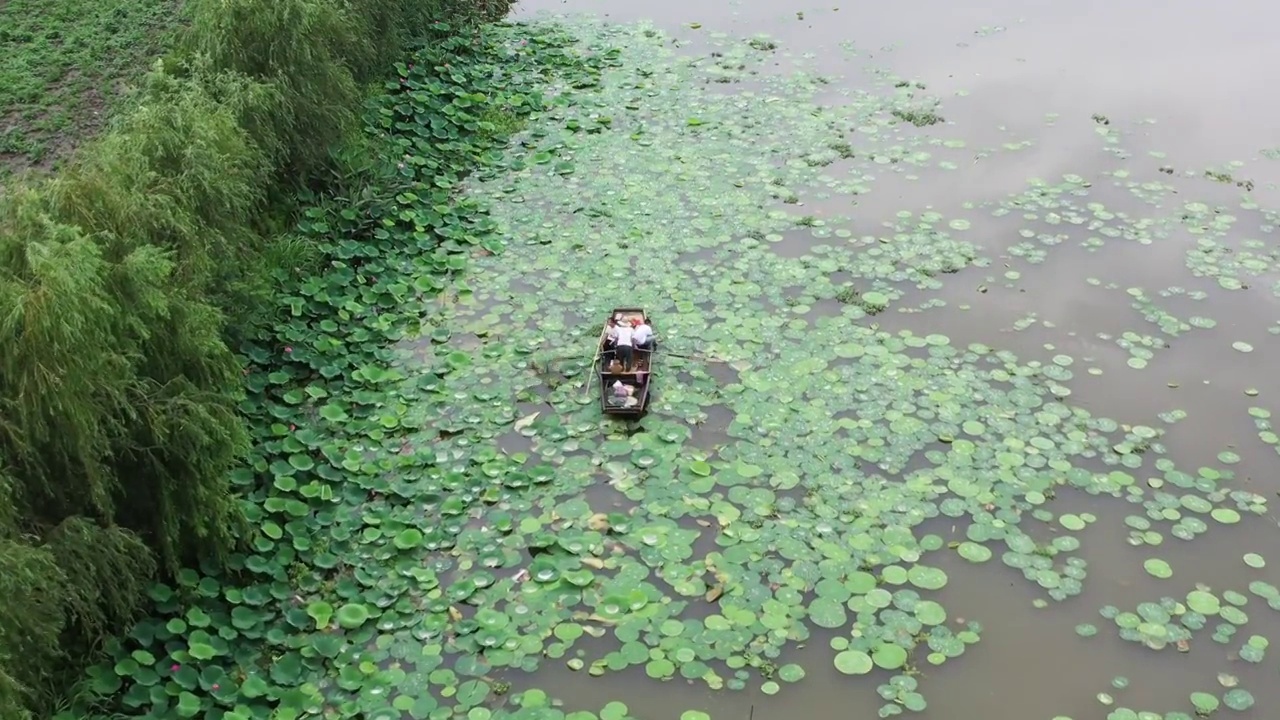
[0,473,157,719]
[0,0,516,715]
[54,26,602,720]
[182,0,361,177]
[0,523,64,719]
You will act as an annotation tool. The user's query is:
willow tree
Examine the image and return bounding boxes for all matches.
[0,0,518,713]
[26,69,260,570]
[0,195,161,715]
[183,0,363,179]
[0,71,260,712]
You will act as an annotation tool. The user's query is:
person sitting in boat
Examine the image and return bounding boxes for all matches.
[633,317,654,359]
[610,379,638,408]
[613,319,635,371]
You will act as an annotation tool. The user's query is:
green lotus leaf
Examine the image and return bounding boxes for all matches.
[335,603,371,629]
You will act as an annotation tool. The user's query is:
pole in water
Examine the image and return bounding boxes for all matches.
[748,705,754,720]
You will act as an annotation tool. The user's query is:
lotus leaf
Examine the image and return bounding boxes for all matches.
[1143,559,1173,579]
[1189,692,1220,713]
[834,650,874,675]
[1223,689,1254,710]
[1187,591,1221,616]
[335,603,370,629]
[872,643,909,670]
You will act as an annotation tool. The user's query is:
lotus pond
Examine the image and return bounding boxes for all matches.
[78,3,1280,720]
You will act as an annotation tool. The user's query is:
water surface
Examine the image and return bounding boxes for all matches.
[476,1,1280,717]
[419,2,1280,718]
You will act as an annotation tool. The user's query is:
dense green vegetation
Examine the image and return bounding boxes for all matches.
[0,0,182,173]
[11,1,1277,716]
[0,0,515,716]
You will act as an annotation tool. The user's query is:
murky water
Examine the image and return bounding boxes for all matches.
[472,1,1280,718]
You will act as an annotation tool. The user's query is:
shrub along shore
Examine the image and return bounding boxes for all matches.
[0,0,521,715]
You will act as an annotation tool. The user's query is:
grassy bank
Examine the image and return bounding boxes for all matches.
[0,0,183,175]
[56,23,609,720]
[0,0,514,716]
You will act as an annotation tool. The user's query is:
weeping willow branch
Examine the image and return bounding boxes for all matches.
[0,203,129,519]
[0,534,66,714]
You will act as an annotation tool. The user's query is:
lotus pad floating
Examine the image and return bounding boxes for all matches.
[1143,559,1173,579]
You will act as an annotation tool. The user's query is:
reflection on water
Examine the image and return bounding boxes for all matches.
[493,0,1280,718]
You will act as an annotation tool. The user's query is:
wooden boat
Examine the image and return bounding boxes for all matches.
[596,307,655,417]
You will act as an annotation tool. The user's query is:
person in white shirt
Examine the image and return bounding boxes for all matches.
[633,318,654,354]
[613,321,635,371]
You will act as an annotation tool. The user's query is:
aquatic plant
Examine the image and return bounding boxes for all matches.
[52,15,1280,720]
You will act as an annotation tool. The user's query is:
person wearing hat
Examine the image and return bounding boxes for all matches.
[613,318,635,371]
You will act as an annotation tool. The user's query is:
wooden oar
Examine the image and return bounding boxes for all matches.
[582,321,609,400]
[655,347,729,364]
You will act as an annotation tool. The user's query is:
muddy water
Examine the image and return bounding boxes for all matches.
[479,1,1280,718]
